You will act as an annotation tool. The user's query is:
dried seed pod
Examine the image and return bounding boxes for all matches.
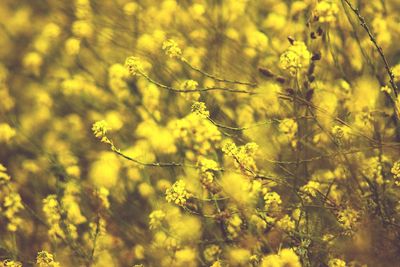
[276,76,286,84]
[285,88,295,95]
[311,52,321,61]
[308,63,316,76]
[305,89,314,101]
[317,26,323,36]
[258,67,275,78]
[310,32,317,39]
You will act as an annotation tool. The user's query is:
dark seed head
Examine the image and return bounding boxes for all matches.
[310,32,317,39]
[311,52,321,61]
[276,76,286,84]
[317,27,323,36]
[258,67,275,78]
[305,89,314,101]
[307,63,315,76]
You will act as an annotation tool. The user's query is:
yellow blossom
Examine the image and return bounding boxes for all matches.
[191,101,210,118]
[162,39,183,59]
[328,258,347,267]
[165,180,191,206]
[149,210,166,230]
[314,0,339,23]
[125,56,144,76]
[279,41,311,75]
[262,249,301,267]
[36,251,60,267]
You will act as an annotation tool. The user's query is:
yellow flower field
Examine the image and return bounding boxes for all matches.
[1,0,400,266]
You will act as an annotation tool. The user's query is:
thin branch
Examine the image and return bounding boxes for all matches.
[342,0,398,97]
[182,58,258,87]
[139,71,255,94]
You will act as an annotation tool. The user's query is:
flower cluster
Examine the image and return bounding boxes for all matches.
[1,260,22,267]
[180,79,199,90]
[92,120,115,148]
[222,141,259,173]
[337,208,360,233]
[261,249,301,267]
[191,101,210,118]
[0,123,16,143]
[165,180,191,207]
[391,160,400,183]
[279,41,311,75]
[314,0,340,23]
[279,118,298,147]
[36,251,60,267]
[328,258,347,267]
[149,210,166,230]
[226,214,243,239]
[42,195,78,240]
[276,214,296,232]
[300,180,322,202]
[169,113,221,155]
[0,164,23,232]
[203,245,221,263]
[264,191,282,212]
[2,0,400,266]
[125,56,144,76]
[162,39,183,59]
[197,156,220,190]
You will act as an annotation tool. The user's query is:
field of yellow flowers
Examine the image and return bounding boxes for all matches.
[1,0,400,266]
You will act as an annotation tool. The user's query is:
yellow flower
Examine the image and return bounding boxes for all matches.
[391,160,400,180]
[125,56,144,76]
[165,180,191,206]
[97,187,110,209]
[300,181,321,200]
[0,164,11,184]
[123,2,138,16]
[227,214,242,239]
[175,248,196,265]
[92,120,111,144]
[222,141,259,173]
[276,215,296,232]
[65,38,81,56]
[180,79,199,90]
[262,249,301,267]
[337,208,359,232]
[279,119,298,138]
[264,191,282,211]
[328,258,347,267]
[191,101,210,118]
[149,210,166,230]
[43,195,78,240]
[72,20,93,38]
[3,192,24,232]
[162,39,183,59]
[279,41,311,75]
[197,156,219,172]
[1,260,22,267]
[36,251,60,267]
[314,0,339,23]
[203,245,221,263]
[210,261,222,267]
[168,113,221,155]
[23,52,43,75]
